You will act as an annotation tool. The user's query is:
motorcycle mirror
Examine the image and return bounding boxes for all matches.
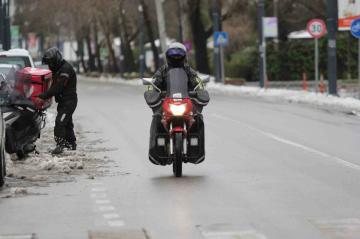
[199,74,210,84]
[141,78,153,86]
[141,78,161,92]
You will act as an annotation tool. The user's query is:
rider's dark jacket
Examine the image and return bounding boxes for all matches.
[40,60,77,103]
[152,63,204,91]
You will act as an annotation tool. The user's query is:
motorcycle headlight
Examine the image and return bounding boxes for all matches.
[169,103,187,116]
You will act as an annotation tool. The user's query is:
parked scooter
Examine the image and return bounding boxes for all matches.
[143,68,209,177]
[0,67,52,187]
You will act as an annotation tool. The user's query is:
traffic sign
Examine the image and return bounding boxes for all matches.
[307,19,327,39]
[351,18,360,38]
[214,31,229,47]
[263,17,278,38]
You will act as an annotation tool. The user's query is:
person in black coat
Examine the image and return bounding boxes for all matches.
[37,47,78,155]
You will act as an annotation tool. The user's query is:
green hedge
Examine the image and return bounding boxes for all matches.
[223,31,359,82]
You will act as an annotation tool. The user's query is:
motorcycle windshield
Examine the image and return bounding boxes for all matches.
[166,68,189,99]
[0,67,34,107]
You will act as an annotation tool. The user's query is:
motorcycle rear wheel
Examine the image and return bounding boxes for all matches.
[173,133,183,177]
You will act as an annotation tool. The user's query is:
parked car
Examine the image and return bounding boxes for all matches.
[0,49,35,69]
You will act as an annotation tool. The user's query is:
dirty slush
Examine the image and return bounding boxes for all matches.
[0,110,112,198]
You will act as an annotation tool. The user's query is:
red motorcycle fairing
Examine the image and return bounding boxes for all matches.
[161,97,195,131]
[148,95,205,167]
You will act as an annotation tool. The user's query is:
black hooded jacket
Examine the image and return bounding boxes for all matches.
[152,63,203,91]
[41,60,77,103]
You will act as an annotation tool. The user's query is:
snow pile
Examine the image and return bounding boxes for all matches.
[79,75,360,112]
[82,75,142,86]
[207,82,360,112]
[4,109,106,187]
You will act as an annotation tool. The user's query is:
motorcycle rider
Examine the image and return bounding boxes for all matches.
[37,47,78,155]
[148,42,209,160]
[151,42,204,97]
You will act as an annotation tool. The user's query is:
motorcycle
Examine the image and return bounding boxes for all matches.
[143,68,209,177]
[0,67,52,187]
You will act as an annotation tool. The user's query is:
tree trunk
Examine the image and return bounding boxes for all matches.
[93,22,103,73]
[188,0,210,74]
[104,31,119,73]
[140,0,159,71]
[84,27,96,71]
[119,10,136,73]
[98,15,119,73]
[77,38,87,73]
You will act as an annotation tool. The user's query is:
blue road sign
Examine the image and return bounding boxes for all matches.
[214,31,229,47]
[350,18,360,39]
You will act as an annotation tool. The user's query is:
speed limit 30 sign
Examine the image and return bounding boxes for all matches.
[307,19,327,39]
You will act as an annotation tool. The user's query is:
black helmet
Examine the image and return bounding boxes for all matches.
[165,42,187,68]
[42,47,63,71]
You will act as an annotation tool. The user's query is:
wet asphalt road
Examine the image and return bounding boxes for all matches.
[0,79,360,239]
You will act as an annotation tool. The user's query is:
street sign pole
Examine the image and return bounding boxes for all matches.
[307,19,327,92]
[258,0,265,88]
[212,0,221,83]
[316,38,319,91]
[327,0,338,95]
[263,31,267,85]
[220,44,225,82]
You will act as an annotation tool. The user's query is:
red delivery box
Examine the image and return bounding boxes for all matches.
[15,67,53,110]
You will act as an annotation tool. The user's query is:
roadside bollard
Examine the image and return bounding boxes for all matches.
[302,72,308,91]
[265,78,269,89]
[319,73,326,93]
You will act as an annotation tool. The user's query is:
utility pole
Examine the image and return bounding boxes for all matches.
[258,0,265,88]
[327,0,338,95]
[0,0,4,50]
[177,0,184,43]
[273,0,279,50]
[212,0,221,83]
[138,4,145,78]
[155,0,167,62]
[4,0,11,50]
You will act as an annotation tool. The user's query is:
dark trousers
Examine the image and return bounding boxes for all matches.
[55,99,77,145]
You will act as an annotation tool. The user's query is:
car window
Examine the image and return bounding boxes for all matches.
[0,56,31,68]
[0,67,12,75]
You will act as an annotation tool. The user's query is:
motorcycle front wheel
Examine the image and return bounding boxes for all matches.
[0,112,6,187]
[173,133,183,177]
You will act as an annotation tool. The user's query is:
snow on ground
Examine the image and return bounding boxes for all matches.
[0,108,113,198]
[207,82,360,113]
[79,75,360,114]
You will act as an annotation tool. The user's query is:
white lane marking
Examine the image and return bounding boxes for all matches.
[91,193,107,198]
[103,213,120,219]
[0,235,36,239]
[108,220,125,227]
[202,230,267,239]
[91,188,107,192]
[92,182,104,186]
[212,113,360,171]
[98,206,116,212]
[95,199,111,205]
[89,184,126,229]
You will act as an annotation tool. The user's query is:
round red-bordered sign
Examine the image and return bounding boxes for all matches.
[307,19,327,39]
